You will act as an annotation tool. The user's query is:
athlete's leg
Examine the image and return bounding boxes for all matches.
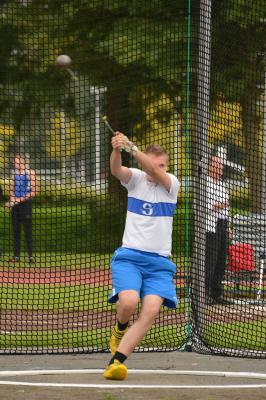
[109,290,139,355]
[104,294,162,380]
[116,290,140,323]
[12,205,21,258]
[117,294,163,357]
[212,219,228,301]
[21,201,33,258]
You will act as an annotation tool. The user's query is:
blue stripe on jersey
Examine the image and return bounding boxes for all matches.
[127,197,176,217]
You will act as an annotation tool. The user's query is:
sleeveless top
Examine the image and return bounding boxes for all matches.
[14,173,31,198]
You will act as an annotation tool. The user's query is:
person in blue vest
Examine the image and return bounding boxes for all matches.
[5,154,37,263]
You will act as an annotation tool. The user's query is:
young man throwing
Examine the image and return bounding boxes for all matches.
[103,132,180,380]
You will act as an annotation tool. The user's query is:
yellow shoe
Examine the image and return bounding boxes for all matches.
[103,360,128,380]
[110,324,128,355]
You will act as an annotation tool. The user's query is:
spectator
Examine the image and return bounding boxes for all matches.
[205,155,230,304]
[5,154,37,263]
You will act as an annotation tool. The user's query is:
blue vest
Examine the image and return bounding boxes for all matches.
[14,173,31,197]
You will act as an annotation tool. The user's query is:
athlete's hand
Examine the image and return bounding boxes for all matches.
[111,132,129,151]
[4,197,22,208]
[4,201,14,208]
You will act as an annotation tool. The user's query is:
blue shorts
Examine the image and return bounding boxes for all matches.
[108,247,178,309]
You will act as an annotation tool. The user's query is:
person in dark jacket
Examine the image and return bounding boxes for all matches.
[205,156,230,304]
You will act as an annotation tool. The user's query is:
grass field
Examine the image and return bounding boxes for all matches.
[0,252,112,268]
[0,284,111,311]
[0,202,189,256]
[0,283,188,351]
[0,282,188,312]
[203,321,266,351]
[0,324,188,350]
[0,202,265,355]
[1,319,264,352]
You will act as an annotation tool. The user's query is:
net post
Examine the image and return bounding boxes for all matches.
[191,0,212,344]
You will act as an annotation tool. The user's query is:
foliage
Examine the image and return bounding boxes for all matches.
[0,124,15,172]
[130,90,190,176]
[229,185,250,212]
[66,0,188,84]
[208,100,243,147]
[209,1,266,211]
[45,111,85,161]
[212,0,266,102]
[0,1,190,181]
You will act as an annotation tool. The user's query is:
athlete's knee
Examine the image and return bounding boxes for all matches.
[118,291,139,314]
[140,304,160,323]
[139,296,162,322]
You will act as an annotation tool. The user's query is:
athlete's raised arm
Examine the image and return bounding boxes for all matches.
[110,133,132,184]
[132,150,172,192]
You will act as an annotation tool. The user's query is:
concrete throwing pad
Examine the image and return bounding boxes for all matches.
[0,353,266,400]
[1,368,266,388]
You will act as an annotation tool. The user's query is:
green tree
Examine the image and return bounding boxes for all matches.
[208,100,243,147]
[0,1,190,191]
[211,0,266,212]
[0,1,70,163]
[64,0,189,192]
[0,124,15,174]
[0,2,65,108]
[45,111,84,180]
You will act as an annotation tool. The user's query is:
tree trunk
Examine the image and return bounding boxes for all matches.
[242,85,263,213]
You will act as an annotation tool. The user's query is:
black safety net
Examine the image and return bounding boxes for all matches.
[0,0,265,358]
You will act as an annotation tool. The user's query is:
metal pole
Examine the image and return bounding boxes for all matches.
[191,0,212,345]
[257,254,265,302]
[59,111,67,182]
[89,86,106,188]
[263,57,266,213]
[174,111,180,177]
[94,89,101,187]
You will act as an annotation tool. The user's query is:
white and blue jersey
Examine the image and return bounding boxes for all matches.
[121,168,180,257]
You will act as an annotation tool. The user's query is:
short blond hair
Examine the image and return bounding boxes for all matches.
[144,144,168,156]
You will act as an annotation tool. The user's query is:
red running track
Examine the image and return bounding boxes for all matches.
[0,268,186,286]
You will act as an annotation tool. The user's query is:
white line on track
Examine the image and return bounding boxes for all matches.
[0,381,266,389]
[0,369,265,389]
[1,369,266,379]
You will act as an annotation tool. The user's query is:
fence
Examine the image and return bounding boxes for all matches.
[0,0,265,358]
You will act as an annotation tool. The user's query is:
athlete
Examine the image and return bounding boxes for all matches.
[5,154,37,262]
[104,132,180,380]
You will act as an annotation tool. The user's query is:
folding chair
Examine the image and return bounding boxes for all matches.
[226,243,259,302]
